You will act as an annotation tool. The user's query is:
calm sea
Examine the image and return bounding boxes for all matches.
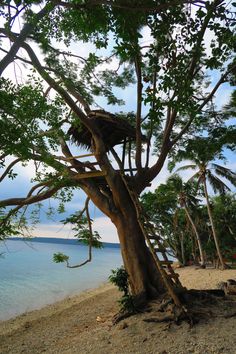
[0,238,122,321]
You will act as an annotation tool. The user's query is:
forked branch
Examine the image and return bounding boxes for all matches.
[60,197,94,268]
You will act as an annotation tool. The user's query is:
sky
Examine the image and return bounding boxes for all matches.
[0,4,235,243]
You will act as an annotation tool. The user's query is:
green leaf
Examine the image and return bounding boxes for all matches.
[53,252,69,263]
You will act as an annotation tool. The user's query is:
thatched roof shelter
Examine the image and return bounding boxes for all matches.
[68,110,147,150]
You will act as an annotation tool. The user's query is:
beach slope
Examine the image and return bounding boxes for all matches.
[0,267,236,354]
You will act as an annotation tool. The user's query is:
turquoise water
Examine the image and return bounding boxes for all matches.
[0,238,122,321]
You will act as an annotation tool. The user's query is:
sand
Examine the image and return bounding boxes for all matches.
[0,267,236,354]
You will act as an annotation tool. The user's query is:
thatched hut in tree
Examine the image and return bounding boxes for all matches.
[68,110,147,150]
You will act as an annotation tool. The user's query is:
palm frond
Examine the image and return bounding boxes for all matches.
[186,172,202,194]
[167,174,183,192]
[186,194,201,208]
[176,164,197,173]
[207,171,231,194]
[188,171,200,183]
[212,163,236,187]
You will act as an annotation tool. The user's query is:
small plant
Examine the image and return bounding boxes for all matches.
[109,266,135,313]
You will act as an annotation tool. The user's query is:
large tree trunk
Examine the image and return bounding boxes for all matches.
[85,168,167,305]
[203,178,225,269]
[82,158,171,305]
[111,203,166,305]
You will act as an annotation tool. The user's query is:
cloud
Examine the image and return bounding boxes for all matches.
[31,223,73,239]
[31,215,119,244]
[93,216,118,243]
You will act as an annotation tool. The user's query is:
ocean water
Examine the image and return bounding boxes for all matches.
[0,238,122,321]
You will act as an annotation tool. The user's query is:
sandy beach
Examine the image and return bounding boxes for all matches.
[0,267,236,354]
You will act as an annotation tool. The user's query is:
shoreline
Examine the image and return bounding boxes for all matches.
[0,282,115,333]
[0,281,112,324]
[0,266,236,354]
[1,266,236,325]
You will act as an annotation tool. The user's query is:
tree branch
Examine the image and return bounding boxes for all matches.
[1,28,96,133]
[0,46,57,73]
[56,0,206,13]
[135,0,233,192]
[26,180,56,198]
[59,137,86,171]
[0,3,54,75]
[65,197,93,268]
[188,0,219,78]
[0,153,7,160]
[128,141,134,177]
[134,55,143,172]
[0,39,91,114]
[171,65,236,145]
[0,158,21,182]
[0,186,62,207]
[0,204,23,231]
[145,69,157,169]
[137,108,177,190]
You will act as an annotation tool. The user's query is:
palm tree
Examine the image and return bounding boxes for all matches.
[176,154,236,269]
[167,175,206,267]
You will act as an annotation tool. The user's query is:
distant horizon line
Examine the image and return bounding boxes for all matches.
[8,236,120,246]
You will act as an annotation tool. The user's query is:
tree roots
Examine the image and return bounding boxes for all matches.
[112,288,236,327]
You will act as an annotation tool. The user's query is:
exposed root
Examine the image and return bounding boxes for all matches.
[143,315,174,323]
[224,311,236,318]
[112,289,236,328]
[112,308,141,325]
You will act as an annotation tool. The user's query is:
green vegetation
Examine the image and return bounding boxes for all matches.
[142,187,236,268]
[172,138,236,268]
[109,266,135,313]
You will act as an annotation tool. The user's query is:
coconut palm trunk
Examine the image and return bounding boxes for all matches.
[202,177,225,269]
[179,231,186,266]
[183,205,206,267]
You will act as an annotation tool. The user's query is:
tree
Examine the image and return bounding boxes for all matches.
[211,193,236,262]
[142,183,236,266]
[167,175,206,267]
[142,181,195,265]
[174,138,236,269]
[0,0,236,303]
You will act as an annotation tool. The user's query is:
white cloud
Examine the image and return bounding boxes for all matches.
[1,156,55,181]
[93,216,118,243]
[13,160,38,179]
[31,215,119,244]
[31,223,73,239]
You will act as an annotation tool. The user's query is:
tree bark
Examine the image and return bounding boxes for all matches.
[111,203,166,305]
[85,172,167,305]
[183,205,205,267]
[0,5,53,75]
[203,178,225,269]
[180,231,186,266]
